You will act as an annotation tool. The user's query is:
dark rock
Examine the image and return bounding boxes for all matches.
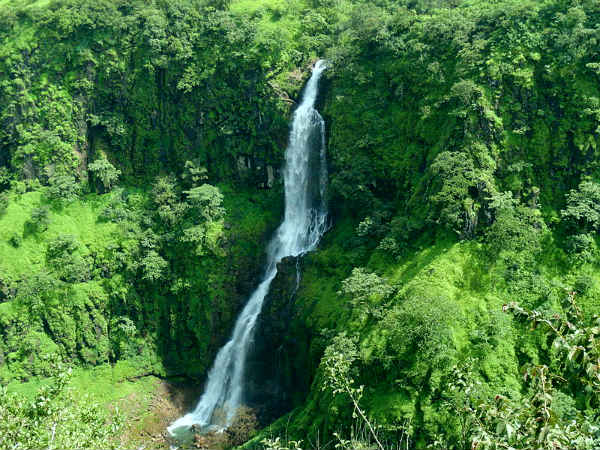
[243,255,313,424]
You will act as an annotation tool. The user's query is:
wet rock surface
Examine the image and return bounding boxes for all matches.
[244,255,313,424]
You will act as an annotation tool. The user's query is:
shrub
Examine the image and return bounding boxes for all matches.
[0,369,124,449]
[47,173,79,203]
[185,184,225,221]
[561,180,600,232]
[486,199,547,257]
[8,233,21,248]
[28,206,50,232]
[46,234,91,282]
[0,166,10,190]
[428,151,493,238]
[565,233,596,265]
[88,157,121,192]
[0,192,8,216]
[140,250,168,282]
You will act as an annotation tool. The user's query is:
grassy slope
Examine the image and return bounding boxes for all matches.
[0,183,282,447]
[0,191,118,281]
[246,217,600,447]
[6,361,181,449]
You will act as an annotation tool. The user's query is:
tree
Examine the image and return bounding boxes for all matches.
[429,151,493,238]
[0,167,10,191]
[88,157,121,192]
[45,234,91,282]
[565,233,597,265]
[185,184,225,221]
[339,267,394,319]
[151,176,187,226]
[561,180,600,232]
[47,174,79,203]
[486,192,547,256]
[321,333,385,450]
[15,272,63,323]
[140,250,168,282]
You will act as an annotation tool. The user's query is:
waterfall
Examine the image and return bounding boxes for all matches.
[167,60,329,437]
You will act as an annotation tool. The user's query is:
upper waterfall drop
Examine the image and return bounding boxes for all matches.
[167,60,329,437]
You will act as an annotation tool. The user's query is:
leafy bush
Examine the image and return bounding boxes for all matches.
[0,167,11,191]
[185,184,225,221]
[27,206,50,233]
[561,180,600,233]
[88,157,121,193]
[8,233,21,248]
[109,316,139,360]
[338,267,394,320]
[321,333,384,450]
[486,193,547,257]
[382,289,455,376]
[46,234,91,283]
[0,192,8,216]
[140,250,168,282]
[429,152,494,238]
[0,369,124,449]
[100,196,130,223]
[468,295,600,449]
[47,174,79,203]
[565,233,597,265]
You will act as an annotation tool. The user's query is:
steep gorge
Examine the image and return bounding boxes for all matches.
[1,0,600,449]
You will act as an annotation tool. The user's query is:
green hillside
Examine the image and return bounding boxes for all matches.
[1,0,600,449]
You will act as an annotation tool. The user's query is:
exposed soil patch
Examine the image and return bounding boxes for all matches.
[120,378,204,449]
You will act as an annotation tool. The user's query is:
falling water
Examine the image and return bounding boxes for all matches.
[168,60,329,437]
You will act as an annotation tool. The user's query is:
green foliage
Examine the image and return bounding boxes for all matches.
[88,157,120,193]
[0,192,8,216]
[468,294,600,449]
[140,250,168,282]
[429,151,493,238]
[0,180,278,389]
[471,366,599,450]
[8,232,21,248]
[182,160,208,189]
[0,0,295,185]
[45,234,91,282]
[382,289,455,376]
[0,167,11,191]
[339,267,393,308]
[47,173,80,204]
[0,369,124,450]
[27,205,50,233]
[486,193,547,257]
[566,233,598,265]
[109,316,139,360]
[562,180,600,233]
[186,184,225,222]
[321,333,384,450]
[3,0,600,447]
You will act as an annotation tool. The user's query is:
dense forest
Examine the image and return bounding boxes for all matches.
[0,0,599,448]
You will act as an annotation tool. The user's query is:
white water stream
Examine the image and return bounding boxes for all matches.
[168,60,329,437]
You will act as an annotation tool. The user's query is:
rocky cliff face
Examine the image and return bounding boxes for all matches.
[243,255,314,424]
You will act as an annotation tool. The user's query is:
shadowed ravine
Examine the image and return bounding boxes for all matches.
[167,60,329,440]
